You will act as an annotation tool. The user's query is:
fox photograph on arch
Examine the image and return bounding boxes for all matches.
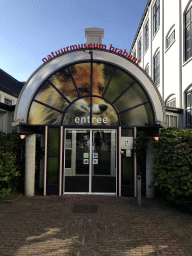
[28,62,154,126]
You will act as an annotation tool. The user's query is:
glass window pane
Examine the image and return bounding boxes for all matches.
[48,128,59,155]
[70,63,91,96]
[104,68,135,103]
[65,150,71,168]
[48,67,79,101]
[186,10,191,25]
[187,93,190,108]
[120,103,154,126]
[170,116,173,127]
[28,101,64,124]
[34,81,70,111]
[92,97,118,126]
[48,157,59,184]
[114,83,148,112]
[166,115,169,126]
[173,116,177,127]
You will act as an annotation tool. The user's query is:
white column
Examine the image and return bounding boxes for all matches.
[146,137,155,198]
[25,134,36,196]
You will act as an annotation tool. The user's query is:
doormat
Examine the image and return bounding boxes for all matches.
[72,204,98,213]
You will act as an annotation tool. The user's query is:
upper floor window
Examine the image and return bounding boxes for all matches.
[145,21,149,51]
[185,6,192,61]
[4,98,12,105]
[166,98,176,107]
[138,38,142,60]
[166,29,175,49]
[132,50,136,58]
[153,51,160,86]
[145,63,149,75]
[153,0,160,35]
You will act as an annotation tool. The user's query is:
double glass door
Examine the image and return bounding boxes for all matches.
[64,129,117,194]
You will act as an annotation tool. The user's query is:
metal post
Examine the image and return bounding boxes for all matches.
[137,175,141,206]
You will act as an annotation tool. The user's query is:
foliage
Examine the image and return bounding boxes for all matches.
[151,127,192,211]
[0,132,44,198]
[0,131,24,198]
[134,131,149,175]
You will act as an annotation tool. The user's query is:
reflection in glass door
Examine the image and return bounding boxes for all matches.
[91,130,116,193]
[64,129,117,194]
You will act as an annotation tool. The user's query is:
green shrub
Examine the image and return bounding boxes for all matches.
[151,128,192,211]
[0,131,24,198]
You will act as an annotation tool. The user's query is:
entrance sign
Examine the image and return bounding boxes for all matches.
[42,43,141,65]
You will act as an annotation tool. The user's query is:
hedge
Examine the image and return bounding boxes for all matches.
[151,127,192,212]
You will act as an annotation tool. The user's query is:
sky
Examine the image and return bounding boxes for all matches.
[0,0,148,82]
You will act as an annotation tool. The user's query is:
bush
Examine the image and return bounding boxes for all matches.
[0,131,24,198]
[151,128,192,212]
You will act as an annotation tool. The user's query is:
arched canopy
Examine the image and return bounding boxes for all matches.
[14,49,166,127]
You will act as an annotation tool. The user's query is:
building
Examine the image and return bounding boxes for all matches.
[130,0,192,129]
[0,69,24,133]
[12,28,165,198]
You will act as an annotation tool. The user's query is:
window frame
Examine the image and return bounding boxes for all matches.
[166,98,176,107]
[144,20,149,52]
[153,0,160,35]
[166,28,175,50]
[145,63,149,75]
[185,5,192,61]
[166,114,178,127]
[138,37,142,60]
[4,98,12,105]
[186,88,192,127]
[153,51,160,86]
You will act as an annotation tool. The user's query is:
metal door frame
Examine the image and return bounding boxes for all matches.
[63,128,117,195]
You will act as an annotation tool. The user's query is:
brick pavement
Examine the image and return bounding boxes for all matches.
[0,195,192,256]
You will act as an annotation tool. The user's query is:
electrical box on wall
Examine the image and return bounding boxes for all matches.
[121,137,133,149]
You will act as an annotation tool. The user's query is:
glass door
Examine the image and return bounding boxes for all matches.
[91,130,116,193]
[64,130,90,193]
[63,129,117,194]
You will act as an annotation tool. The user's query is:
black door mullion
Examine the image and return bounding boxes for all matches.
[90,51,93,125]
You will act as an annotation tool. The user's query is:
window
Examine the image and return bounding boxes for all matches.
[153,51,160,86]
[4,98,12,105]
[145,63,149,75]
[145,21,149,51]
[138,38,142,60]
[166,29,175,49]
[166,114,177,127]
[186,89,192,127]
[166,98,176,107]
[153,0,160,35]
[185,6,192,61]
[132,50,136,58]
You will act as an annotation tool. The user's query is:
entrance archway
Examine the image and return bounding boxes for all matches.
[13,49,166,196]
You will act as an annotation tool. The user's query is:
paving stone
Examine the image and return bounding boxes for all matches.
[0,195,192,255]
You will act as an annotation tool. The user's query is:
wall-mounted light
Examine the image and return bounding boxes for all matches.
[154,137,159,141]
[20,135,25,139]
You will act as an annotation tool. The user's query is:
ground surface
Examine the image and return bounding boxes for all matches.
[0,195,192,256]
